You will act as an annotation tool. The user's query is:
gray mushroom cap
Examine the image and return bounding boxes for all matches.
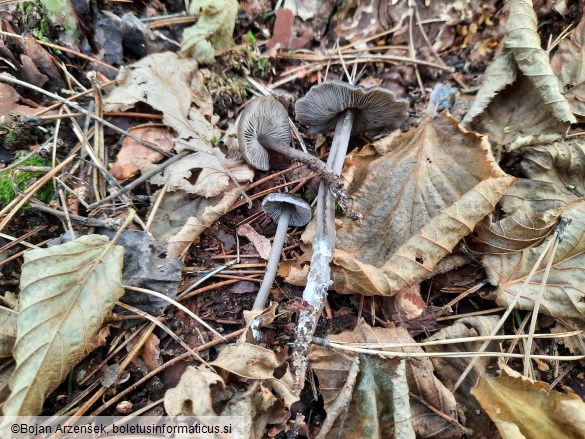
[238,96,291,171]
[295,80,409,134]
[262,193,312,227]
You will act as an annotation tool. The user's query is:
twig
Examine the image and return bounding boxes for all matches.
[0,74,172,157]
[30,199,114,228]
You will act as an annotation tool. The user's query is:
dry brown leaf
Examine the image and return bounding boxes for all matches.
[110,126,175,183]
[1,235,124,416]
[551,12,585,120]
[327,111,515,296]
[467,74,567,154]
[103,52,215,152]
[150,151,253,198]
[472,368,585,439]
[165,185,243,258]
[464,0,576,127]
[265,8,311,52]
[309,321,465,439]
[466,208,559,254]
[501,140,585,213]
[424,316,500,437]
[483,200,585,320]
[164,364,228,416]
[0,361,14,408]
[236,224,271,260]
[0,306,16,359]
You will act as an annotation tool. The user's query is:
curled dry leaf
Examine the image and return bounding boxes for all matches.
[464,0,576,127]
[110,126,175,183]
[150,150,253,198]
[466,208,559,254]
[483,200,585,320]
[0,306,17,358]
[1,235,124,416]
[551,12,585,120]
[327,111,515,296]
[164,342,296,438]
[471,368,585,439]
[501,140,585,213]
[309,321,465,439]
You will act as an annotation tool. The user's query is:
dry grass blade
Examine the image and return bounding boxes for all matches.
[123,285,224,340]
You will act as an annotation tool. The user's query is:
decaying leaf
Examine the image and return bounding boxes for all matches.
[424,317,500,437]
[0,361,14,408]
[104,52,215,152]
[327,111,515,296]
[466,74,566,154]
[165,341,296,438]
[0,306,17,359]
[483,200,585,320]
[551,12,585,120]
[466,208,559,254]
[2,235,124,416]
[237,224,271,260]
[309,322,465,439]
[265,8,311,52]
[180,0,238,64]
[501,140,585,213]
[472,368,585,439]
[165,185,244,258]
[463,0,576,128]
[150,150,253,198]
[110,126,175,182]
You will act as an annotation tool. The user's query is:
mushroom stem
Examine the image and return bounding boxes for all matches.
[258,135,360,220]
[252,206,292,310]
[291,109,355,392]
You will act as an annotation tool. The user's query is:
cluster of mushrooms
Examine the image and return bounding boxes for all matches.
[237,80,409,333]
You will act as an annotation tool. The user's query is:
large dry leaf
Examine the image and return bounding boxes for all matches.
[472,369,585,439]
[103,52,215,153]
[166,342,296,438]
[1,235,124,416]
[0,306,16,358]
[328,112,515,296]
[424,316,500,437]
[464,0,575,126]
[551,12,585,120]
[180,0,238,64]
[309,322,464,439]
[483,200,585,320]
[466,209,559,254]
[501,140,585,213]
[467,74,567,153]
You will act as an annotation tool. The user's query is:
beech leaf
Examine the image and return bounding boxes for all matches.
[1,235,124,416]
[483,200,585,320]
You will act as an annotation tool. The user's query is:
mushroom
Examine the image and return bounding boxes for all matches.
[295,80,409,175]
[252,192,312,311]
[238,95,358,219]
[290,82,409,389]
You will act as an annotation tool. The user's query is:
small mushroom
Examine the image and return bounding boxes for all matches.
[238,95,358,219]
[252,192,312,311]
[295,80,409,175]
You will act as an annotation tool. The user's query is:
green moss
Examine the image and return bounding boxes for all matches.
[0,154,54,208]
